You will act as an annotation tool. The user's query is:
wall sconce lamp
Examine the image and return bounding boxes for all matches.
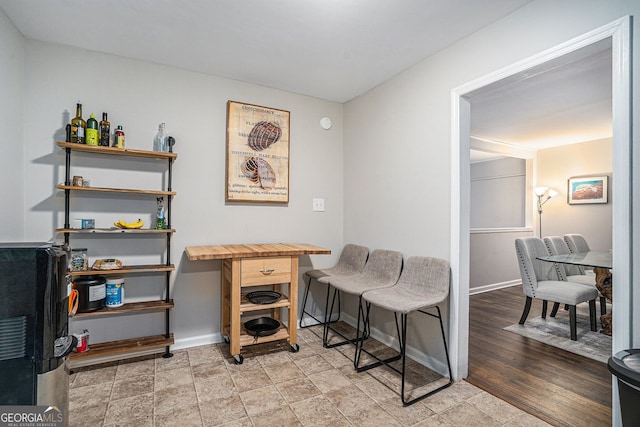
[534,186,558,237]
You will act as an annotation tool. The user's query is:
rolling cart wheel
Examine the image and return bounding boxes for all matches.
[223,335,230,344]
[290,343,300,353]
[233,354,244,365]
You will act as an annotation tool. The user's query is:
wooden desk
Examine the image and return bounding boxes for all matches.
[185,243,330,364]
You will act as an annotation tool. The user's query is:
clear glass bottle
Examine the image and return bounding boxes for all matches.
[153,122,168,152]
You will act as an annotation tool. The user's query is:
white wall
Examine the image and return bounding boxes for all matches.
[21,40,344,346]
[538,138,613,249]
[0,8,24,240]
[344,0,639,376]
[471,157,526,229]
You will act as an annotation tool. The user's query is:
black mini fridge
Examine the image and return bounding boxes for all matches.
[0,242,74,415]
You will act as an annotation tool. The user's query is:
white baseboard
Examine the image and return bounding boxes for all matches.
[339,313,450,377]
[173,333,222,350]
[469,280,519,295]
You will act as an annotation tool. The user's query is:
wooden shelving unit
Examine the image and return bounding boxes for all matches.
[55,184,176,196]
[57,141,176,367]
[72,300,175,319]
[56,141,177,160]
[68,334,174,368]
[68,264,175,277]
[56,228,176,234]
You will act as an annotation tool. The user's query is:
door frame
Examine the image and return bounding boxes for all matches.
[450,16,631,419]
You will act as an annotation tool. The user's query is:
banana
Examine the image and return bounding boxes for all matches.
[114,219,144,229]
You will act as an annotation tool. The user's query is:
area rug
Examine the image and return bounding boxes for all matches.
[504,304,611,364]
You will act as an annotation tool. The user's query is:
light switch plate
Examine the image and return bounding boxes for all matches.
[313,198,325,212]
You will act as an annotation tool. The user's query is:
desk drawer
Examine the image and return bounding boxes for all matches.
[240,256,292,286]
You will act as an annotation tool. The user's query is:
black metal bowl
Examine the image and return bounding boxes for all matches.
[244,317,280,338]
[246,290,282,304]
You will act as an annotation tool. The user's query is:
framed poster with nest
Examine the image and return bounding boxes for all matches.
[226,101,290,203]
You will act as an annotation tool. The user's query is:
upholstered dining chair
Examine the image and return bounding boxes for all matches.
[564,234,591,274]
[323,249,403,348]
[515,237,598,340]
[544,236,606,316]
[355,256,453,406]
[299,244,369,328]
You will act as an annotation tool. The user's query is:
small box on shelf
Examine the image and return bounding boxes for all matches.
[72,219,95,229]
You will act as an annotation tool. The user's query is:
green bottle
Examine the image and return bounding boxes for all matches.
[86,113,99,146]
[70,102,86,143]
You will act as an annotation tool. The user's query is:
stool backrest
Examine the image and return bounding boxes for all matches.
[333,244,369,275]
[361,249,403,285]
[397,256,450,302]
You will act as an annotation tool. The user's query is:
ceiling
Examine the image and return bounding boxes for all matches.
[468,38,612,160]
[1,0,612,154]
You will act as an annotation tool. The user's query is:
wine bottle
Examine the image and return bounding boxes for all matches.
[86,113,99,146]
[153,122,168,152]
[70,102,86,143]
[99,112,110,146]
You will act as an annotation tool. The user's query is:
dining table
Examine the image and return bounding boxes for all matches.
[537,250,612,335]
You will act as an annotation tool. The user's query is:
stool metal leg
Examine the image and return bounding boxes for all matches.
[323,289,368,349]
[355,305,453,406]
[300,276,342,329]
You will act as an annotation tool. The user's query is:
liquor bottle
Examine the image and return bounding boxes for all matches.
[113,125,125,148]
[153,122,168,152]
[99,112,110,146]
[70,102,86,143]
[86,113,99,146]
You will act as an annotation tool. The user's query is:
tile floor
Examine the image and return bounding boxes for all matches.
[69,324,551,426]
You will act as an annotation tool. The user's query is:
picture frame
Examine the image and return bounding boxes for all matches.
[567,175,608,205]
[225,101,290,203]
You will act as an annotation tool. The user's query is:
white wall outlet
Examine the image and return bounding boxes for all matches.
[313,198,325,212]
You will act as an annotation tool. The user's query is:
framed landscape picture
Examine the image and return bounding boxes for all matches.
[568,175,608,204]
[225,101,290,203]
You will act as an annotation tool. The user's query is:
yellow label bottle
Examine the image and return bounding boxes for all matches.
[86,113,99,146]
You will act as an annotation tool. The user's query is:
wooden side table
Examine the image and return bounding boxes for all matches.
[185,243,330,364]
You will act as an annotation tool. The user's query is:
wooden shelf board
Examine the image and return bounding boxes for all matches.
[57,141,177,160]
[68,334,174,363]
[56,185,176,196]
[69,264,175,277]
[72,299,174,319]
[56,228,176,234]
[239,294,290,312]
[238,326,290,347]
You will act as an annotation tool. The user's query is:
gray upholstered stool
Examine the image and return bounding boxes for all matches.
[300,244,369,328]
[323,249,402,348]
[356,256,453,406]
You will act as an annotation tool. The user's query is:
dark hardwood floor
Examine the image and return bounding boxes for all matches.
[467,286,611,427]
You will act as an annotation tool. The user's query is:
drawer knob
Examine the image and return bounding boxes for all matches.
[259,269,275,275]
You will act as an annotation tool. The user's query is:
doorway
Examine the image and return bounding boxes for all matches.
[449,16,632,423]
